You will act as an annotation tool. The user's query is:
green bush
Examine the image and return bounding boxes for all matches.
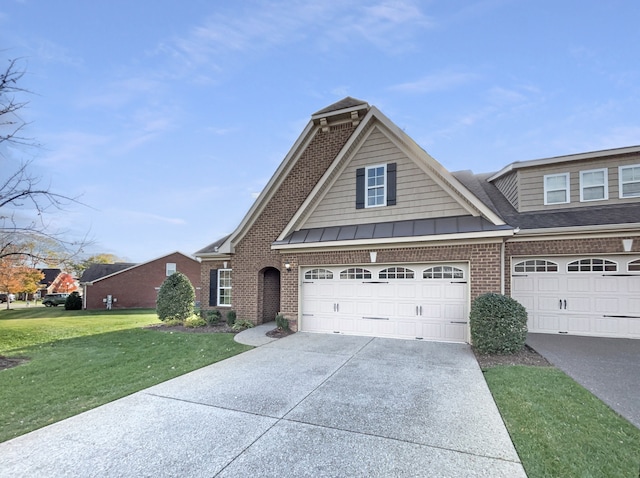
[164,318,183,327]
[64,291,83,310]
[156,272,195,322]
[231,319,254,331]
[226,310,237,326]
[275,313,289,331]
[184,316,207,328]
[204,309,221,325]
[470,293,528,355]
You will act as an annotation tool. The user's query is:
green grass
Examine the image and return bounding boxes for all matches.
[0,308,252,443]
[484,365,640,478]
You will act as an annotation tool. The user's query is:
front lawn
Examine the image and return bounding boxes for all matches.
[0,308,252,443]
[484,365,640,478]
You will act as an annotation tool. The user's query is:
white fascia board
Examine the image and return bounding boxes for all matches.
[488,145,640,182]
[220,120,317,252]
[510,222,640,240]
[311,104,367,121]
[272,228,514,251]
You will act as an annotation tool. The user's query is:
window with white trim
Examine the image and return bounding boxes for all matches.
[166,263,176,276]
[366,165,386,207]
[580,168,608,201]
[217,269,232,306]
[567,258,617,272]
[340,268,372,279]
[423,266,464,279]
[619,165,640,198]
[304,269,333,280]
[544,173,570,205]
[379,267,415,279]
[514,259,558,273]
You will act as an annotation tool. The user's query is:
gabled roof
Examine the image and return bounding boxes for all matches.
[277,105,507,245]
[39,268,62,286]
[195,98,512,257]
[488,145,640,182]
[80,251,196,284]
[79,263,137,283]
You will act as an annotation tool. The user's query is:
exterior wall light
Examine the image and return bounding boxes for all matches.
[284,262,291,271]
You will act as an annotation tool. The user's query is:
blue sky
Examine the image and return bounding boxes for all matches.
[2,0,639,263]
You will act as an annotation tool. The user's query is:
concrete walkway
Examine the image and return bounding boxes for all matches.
[0,333,525,477]
[527,333,640,429]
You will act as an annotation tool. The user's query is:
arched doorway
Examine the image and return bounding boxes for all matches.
[261,267,281,323]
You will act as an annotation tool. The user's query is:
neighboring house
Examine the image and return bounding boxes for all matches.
[196,97,640,342]
[79,252,201,310]
[36,269,77,298]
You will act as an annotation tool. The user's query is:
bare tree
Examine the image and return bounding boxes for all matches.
[0,57,90,267]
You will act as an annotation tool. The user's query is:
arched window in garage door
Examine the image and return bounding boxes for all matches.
[340,268,372,279]
[304,269,334,280]
[423,266,464,279]
[628,259,640,272]
[379,267,415,279]
[513,259,558,273]
[567,258,617,272]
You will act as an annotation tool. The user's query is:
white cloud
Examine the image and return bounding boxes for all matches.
[391,70,480,93]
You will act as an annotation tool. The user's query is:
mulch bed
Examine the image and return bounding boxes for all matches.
[473,344,551,369]
[266,327,295,339]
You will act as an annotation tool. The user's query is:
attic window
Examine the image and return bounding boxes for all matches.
[356,163,397,209]
[619,165,640,198]
[543,173,569,205]
[166,263,176,276]
[580,168,608,202]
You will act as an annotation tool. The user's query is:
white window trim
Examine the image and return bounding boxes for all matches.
[165,263,176,276]
[619,164,640,198]
[365,164,387,208]
[543,173,570,205]
[217,269,232,307]
[579,168,608,202]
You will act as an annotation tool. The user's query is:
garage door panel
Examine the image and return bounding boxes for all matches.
[537,277,559,291]
[565,297,591,313]
[628,298,640,314]
[567,277,590,292]
[595,317,622,334]
[301,263,469,342]
[629,319,640,334]
[628,277,640,292]
[538,295,562,312]
[594,298,620,313]
[594,277,618,292]
[513,277,534,292]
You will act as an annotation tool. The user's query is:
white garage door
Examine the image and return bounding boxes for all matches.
[512,256,640,339]
[300,263,469,342]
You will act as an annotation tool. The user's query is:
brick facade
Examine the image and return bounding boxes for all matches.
[201,122,357,324]
[84,252,201,310]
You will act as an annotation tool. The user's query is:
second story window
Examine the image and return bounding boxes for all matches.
[580,168,608,202]
[619,164,640,198]
[366,165,386,207]
[166,263,176,276]
[355,163,397,209]
[544,173,569,205]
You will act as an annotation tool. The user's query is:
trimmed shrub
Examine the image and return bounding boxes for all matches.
[226,310,237,326]
[204,309,221,325]
[156,272,195,322]
[64,291,82,310]
[275,313,289,331]
[470,293,528,355]
[231,319,254,331]
[184,316,207,328]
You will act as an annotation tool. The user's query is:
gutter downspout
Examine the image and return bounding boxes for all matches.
[500,239,505,295]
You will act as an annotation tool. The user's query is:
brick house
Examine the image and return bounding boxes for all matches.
[196,98,640,341]
[80,252,201,310]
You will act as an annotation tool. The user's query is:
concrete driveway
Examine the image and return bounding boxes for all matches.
[527,333,640,429]
[0,333,525,477]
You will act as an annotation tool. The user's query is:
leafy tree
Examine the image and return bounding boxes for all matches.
[156,272,195,322]
[1,57,90,267]
[69,253,126,277]
[0,258,43,309]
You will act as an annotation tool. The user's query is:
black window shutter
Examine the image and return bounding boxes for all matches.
[356,167,365,209]
[387,162,397,206]
[209,269,218,306]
